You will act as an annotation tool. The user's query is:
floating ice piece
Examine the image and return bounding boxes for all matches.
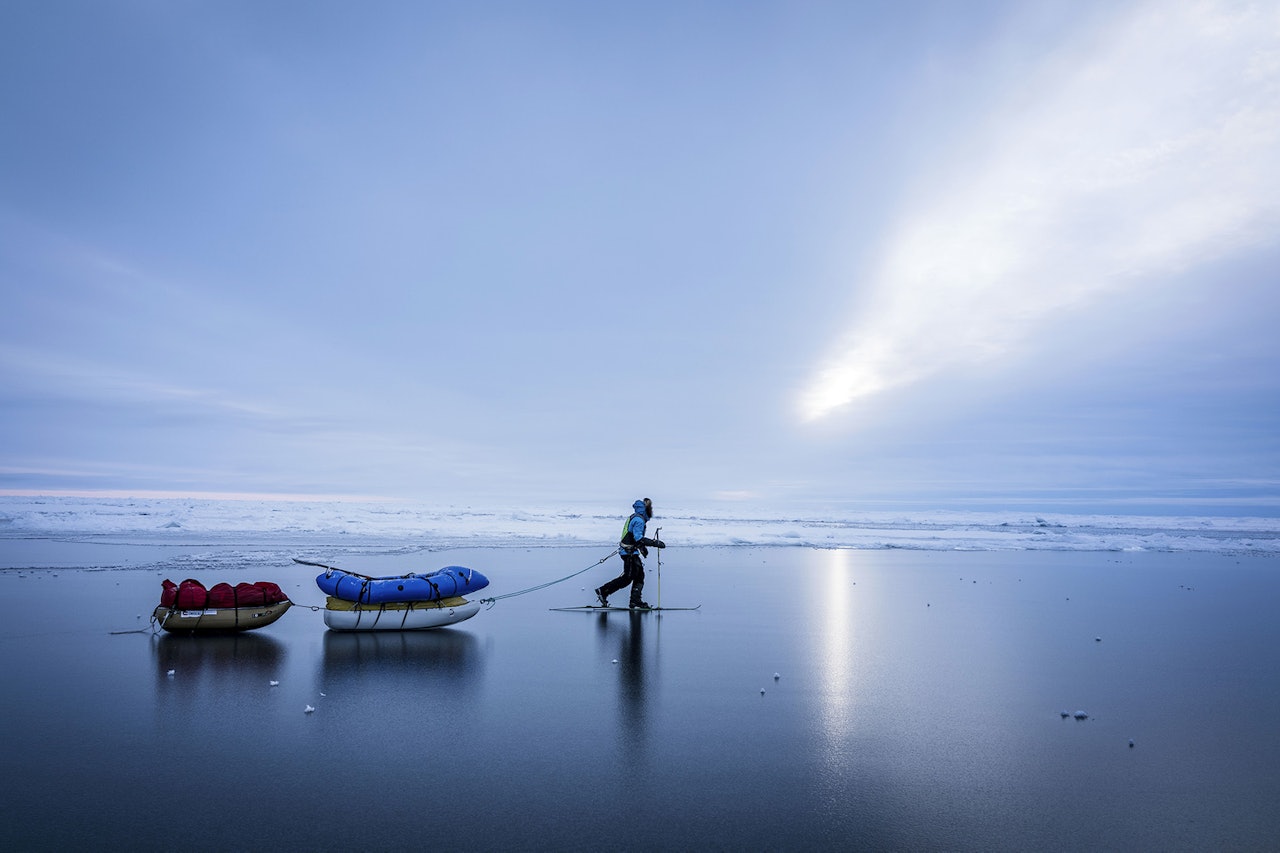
[1129,739,1135,748]
[1074,711,1089,720]
[304,705,315,714]
[760,689,765,695]
[320,692,326,697]
[773,673,781,680]
[166,669,175,677]
[1060,711,1070,718]
[611,659,618,664]
[269,680,279,687]
[1095,637,1102,642]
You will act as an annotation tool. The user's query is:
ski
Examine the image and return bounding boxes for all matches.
[550,605,701,612]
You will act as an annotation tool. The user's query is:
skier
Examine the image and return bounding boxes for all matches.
[595,497,665,609]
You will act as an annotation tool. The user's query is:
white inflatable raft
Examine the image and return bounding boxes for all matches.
[322,595,480,631]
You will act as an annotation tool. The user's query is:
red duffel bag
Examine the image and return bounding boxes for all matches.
[233,582,266,606]
[206,582,237,608]
[175,579,208,609]
[256,581,288,605]
[160,579,178,607]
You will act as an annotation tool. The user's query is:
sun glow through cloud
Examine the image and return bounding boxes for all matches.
[800,0,1280,422]
[2,1,1277,509]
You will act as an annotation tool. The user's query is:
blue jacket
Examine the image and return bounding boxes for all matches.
[618,499,649,557]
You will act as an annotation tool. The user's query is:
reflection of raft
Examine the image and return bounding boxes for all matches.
[155,632,285,675]
[322,596,481,631]
[154,579,292,634]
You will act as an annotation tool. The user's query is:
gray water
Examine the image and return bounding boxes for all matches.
[1,543,1277,851]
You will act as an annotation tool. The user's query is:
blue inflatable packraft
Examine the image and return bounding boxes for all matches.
[316,566,489,604]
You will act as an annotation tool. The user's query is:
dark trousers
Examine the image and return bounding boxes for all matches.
[599,553,645,605]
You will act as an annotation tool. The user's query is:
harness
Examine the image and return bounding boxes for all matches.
[619,512,645,555]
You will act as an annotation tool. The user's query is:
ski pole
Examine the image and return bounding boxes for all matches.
[655,526,662,609]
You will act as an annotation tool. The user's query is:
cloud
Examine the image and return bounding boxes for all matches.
[0,343,288,421]
[800,0,1280,422]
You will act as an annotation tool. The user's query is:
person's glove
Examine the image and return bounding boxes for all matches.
[638,537,665,549]
[654,539,666,549]
[638,544,649,557]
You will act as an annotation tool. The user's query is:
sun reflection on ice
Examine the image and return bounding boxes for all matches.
[817,548,861,742]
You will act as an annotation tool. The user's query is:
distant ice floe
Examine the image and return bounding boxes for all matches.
[0,495,1276,555]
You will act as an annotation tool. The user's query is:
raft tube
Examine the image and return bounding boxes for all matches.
[322,596,481,631]
[153,601,292,633]
[315,566,489,604]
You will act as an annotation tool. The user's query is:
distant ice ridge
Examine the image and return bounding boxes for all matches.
[0,496,1277,555]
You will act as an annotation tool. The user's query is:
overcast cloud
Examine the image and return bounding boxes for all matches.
[1,0,1277,514]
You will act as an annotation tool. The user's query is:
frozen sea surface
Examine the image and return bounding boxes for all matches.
[1,532,1278,851]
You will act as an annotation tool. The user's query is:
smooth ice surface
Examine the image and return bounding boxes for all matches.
[1,535,1278,851]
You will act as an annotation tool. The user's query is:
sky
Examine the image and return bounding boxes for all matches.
[1,0,1278,515]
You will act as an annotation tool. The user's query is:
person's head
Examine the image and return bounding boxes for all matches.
[633,497,654,519]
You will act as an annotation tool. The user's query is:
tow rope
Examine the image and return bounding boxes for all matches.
[478,549,617,608]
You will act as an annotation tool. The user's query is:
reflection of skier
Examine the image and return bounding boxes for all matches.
[595,498,665,609]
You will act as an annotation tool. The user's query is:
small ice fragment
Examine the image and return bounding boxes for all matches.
[1095,637,1102,642]
[773,673,781,680]
[167,670,175,677]
[1060,711,1070,718]
[611,659,618,664]
[304,705,315,714]
[1074,711,1088,720]
[269,680,279,687]
[760,689,765,695]
[1129,739,1135,748]
[320,692,326,697]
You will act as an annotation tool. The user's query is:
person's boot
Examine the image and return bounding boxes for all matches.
[629,600,652,610]
[595,588,608,607]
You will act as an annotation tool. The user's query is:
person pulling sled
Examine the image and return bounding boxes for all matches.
[595,497,665,609]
